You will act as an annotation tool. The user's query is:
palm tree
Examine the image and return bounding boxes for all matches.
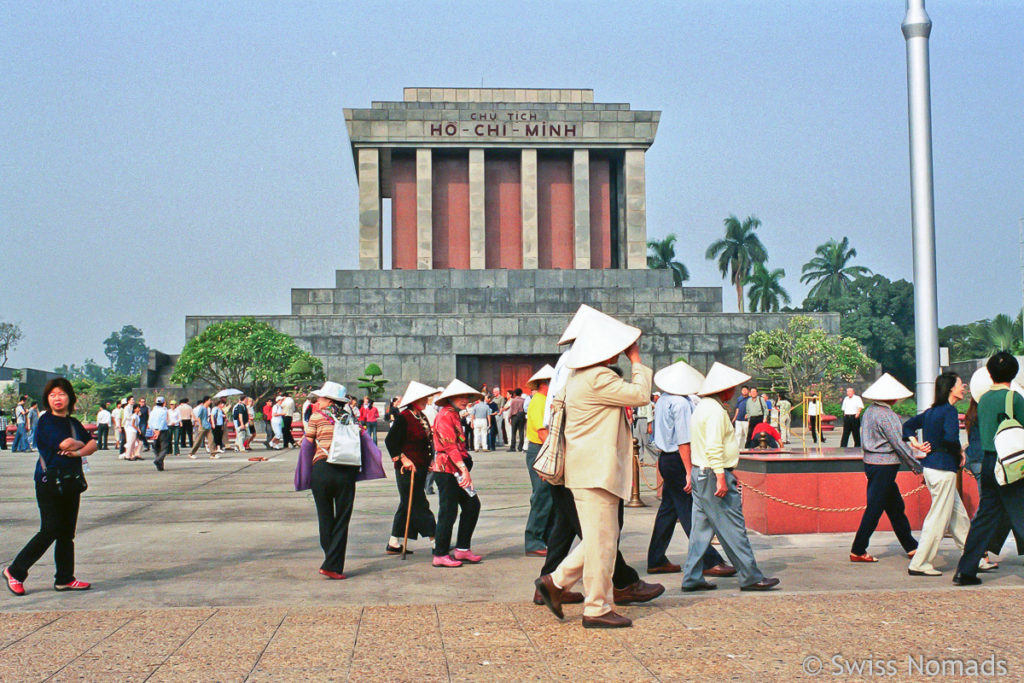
[746,263,790,312]
[971,314,1021,355]
[646,233,690,286]
[799,237,872,300]
[705,214,768,313]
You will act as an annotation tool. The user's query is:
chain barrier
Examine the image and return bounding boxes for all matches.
[631,454,931,512]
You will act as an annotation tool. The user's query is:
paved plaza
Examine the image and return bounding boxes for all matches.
[2,444,1023,681]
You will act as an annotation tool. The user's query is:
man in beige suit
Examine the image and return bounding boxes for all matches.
[536,316,653,629]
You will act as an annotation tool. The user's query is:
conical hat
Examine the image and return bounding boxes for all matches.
[654,360,705,396]
[564,316,642,370]
[969,367,992,400]
[558,304,616,346]
[527,364,556,388]
[697,362,751,397]
[399,381,441,408]
[435,379,484,405]
[862,373,913,402]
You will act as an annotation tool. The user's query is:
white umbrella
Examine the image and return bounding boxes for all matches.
[213,388,244,398]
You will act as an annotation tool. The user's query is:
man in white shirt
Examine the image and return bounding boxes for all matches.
[96,403,112,450]
[111,402,123,452]
[280,392,297,448]
[167,400,182,455]
[840,386,865,448]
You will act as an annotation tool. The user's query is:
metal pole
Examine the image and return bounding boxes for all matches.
[902,0,939,411]
[1019,218,1023,344]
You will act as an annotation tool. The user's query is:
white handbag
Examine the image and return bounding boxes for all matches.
[994,390,1024,486]
[321,413,362,467]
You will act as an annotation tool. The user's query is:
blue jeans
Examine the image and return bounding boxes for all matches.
[13,424,30,452]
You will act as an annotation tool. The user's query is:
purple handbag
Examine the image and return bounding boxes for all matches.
[294,437,314,491]
[357,430,386,482]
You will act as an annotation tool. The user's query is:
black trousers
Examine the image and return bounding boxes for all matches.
[282,416,295,447]
[10,482,81,585]
[851,463,918,556]
[647,453,725,570]
[841,415,861,447]
[96,424,109,450]
[153,431,170,468]
[180,420,193,448]
[957,451,1024,578]
[140,424,150,450]
[391,466,437,540]
[541,484,641,589]
[311,460,358,573]
[434,472,481,556]
[744,416,764,448]
[212,426,224,449]
[509,414,526,451]
[807,417,822,443]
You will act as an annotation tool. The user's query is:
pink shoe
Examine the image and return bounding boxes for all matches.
[432,554,463,568]
[319,569,346,580]
[452,549,482,564]
[54,579,90,592]
[4,567,25,596]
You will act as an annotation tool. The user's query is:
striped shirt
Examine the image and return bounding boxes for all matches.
[306,410,336,464]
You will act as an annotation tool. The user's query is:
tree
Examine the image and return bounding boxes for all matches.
[972,313,1021,355]
[705,214,767,313]
[0,321,23,367]
[357,363,389,401]
[799,237,872,300]
[54,358,108,383]
[743,315,875,395]
[646,233,690,286]
[170,318,324,403]
[803,274,915,386]
[745,263,790,313]
[104,325,148,375]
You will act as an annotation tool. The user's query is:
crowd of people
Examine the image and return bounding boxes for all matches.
[4,306,1022,629]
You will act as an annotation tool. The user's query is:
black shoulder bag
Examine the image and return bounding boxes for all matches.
[38,421,89,496]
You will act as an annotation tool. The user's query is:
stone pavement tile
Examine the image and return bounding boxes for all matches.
[549,660,658,681]
[346,652,449,683]
[0,611,63,650]
[447,660,552,682]
[0,610,135,681]
[246,666,350,682]
[147,658,255,683]
[49,665,156,682]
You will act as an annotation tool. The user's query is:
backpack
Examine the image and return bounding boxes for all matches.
[993,390,1024,486]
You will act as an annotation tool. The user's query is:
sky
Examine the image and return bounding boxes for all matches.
[2,1,1022,371]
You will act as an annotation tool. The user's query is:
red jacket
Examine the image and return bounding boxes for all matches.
[431,405,469,474]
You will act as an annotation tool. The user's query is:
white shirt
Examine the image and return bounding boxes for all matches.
[111,406,122,428]
[281,396,296,417]
[543,348,572,428]
[97,409,111,425]
[807,399,821,416]
[841,395,865,416]
[167,407,182,426]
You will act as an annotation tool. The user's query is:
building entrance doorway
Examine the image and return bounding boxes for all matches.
[456,355,561,394]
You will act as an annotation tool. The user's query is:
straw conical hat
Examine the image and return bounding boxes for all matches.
[654,360,705,396]
[399,381,441,408]
[697,362,751,397]
[558,304,617,346]
[862,373,913,402]
[527,364,556,389]
[564,316,642,370]
[435,379,484,405]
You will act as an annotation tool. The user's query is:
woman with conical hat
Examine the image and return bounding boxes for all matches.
[849,373,926,563]
[383,381,440,556]
[431,379,485,568]
[535,315,654,629]
[524,364,556,557]
[680,362,779,592]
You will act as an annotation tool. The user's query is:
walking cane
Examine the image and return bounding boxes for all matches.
[401,465,415,560]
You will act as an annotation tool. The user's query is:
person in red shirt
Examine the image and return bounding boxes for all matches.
[261,400,274,448]
[431,379,485,568]
[360,397,381,443]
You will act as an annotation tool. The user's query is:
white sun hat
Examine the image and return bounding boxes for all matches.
[969,367,992,400]
[558,304,617,346]
[654,360,706,396]
[399,381,441,408]
[435,379,485,405]
[564,316,642,370]
[310,381,347,403]
[697,362,752,397]
[862,373,913,402]
[527,364,556,389]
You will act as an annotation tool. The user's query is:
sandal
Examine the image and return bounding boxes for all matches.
[849,553,878,563]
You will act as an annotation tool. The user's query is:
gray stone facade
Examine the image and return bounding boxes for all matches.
[185,269,839,391]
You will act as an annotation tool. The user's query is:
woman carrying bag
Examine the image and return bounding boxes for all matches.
[5,378,97,596]
[384,381,440,555]
[306,381,361,580]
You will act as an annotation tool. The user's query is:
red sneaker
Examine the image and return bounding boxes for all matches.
[319,569,346,580]
[54,579,90,592]
[3,568,25,596]
[432,554,463,568]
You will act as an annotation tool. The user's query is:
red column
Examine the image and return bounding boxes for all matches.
[432,153,470,269]
[484,153,522,269]
[390,154,417,269]
[537,154,574,269]
[589,156,612,269]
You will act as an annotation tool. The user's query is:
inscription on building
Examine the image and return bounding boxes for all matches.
[429,111,577,138]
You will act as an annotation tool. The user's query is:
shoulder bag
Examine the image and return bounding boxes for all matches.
[532,390,566,485]
[994,390,1024,486]
[39,420,88,496]
[319,412,362,467]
